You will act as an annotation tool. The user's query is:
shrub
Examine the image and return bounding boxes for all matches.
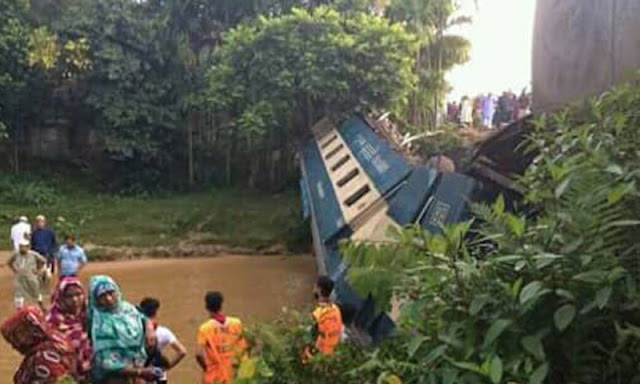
[0,175,58,206]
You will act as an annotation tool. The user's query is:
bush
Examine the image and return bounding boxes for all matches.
[238,310,399,384]
[0,175,58,206]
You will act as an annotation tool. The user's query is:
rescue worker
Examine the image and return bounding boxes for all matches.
[196,291,247,384]
[306,276,343,358]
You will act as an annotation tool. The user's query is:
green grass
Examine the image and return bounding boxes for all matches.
[0,189,304,251]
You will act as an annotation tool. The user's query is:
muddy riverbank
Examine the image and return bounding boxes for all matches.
[0,254,316,382]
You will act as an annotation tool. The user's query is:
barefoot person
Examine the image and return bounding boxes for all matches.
[8,239,47,310]
[196,291,247,384]
[139,297,187,384]
[47,277,93,383]
[88,275,160,384]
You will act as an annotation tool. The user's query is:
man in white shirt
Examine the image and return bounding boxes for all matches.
[10,216,31,252]
[139,297,187,384]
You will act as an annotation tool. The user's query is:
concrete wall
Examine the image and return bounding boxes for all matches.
[533,0,640,112]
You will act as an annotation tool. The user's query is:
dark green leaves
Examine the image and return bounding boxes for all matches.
[489,356,503,384]
[519,281,546,305]
[483,319,512,349]
[521,336,545,360]
[554,304,576,331]
[530,363,549,384]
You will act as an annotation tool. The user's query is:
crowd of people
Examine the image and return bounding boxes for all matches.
[447,89,532,129]
[2,218,345,384]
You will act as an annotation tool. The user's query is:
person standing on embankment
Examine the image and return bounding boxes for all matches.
[31,215,58,275]
[305,275,343,358]
[8,239,47,310]
[57,233,87,278]
[10,216,31,253]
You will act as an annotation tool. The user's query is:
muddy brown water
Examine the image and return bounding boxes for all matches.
[0,255,316,383]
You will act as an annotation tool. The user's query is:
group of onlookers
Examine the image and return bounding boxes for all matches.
[2,275,187,383]
[1,258,345,384]
[447,90,532,129]
[8,215,87,310]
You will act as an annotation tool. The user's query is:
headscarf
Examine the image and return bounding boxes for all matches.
[47,277,92,382]
[1,306,74,384]
[88,275,148,382]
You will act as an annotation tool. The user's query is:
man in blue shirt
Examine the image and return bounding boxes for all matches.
[31,215,58,273]
[57,234,87,277]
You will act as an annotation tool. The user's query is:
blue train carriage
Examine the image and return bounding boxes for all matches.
[299,115,483,342]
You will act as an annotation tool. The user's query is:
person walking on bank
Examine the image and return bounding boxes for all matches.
[460,96,473,128]
[196,291,247,384]
[139,298,187,384]
[10,216,31,253]
[32,215,58,274]
[306,276,343,358]
[8,239,47,310]
[57,234,87,278]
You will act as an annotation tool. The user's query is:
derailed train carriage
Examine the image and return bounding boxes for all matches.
[299,115,531,342]
[299,0,640,342]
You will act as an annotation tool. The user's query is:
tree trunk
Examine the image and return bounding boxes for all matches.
[187,110,195,188]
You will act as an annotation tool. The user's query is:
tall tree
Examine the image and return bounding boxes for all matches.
[206,6,416,187]
[387,0,470,131]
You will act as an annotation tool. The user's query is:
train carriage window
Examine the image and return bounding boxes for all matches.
[337,169,360,188]
[331,154,350,172]
[344,185,371,207]
[325,144,344,160]
[321,134,338,149]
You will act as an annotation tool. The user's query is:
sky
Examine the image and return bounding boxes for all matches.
[446,0,537,101]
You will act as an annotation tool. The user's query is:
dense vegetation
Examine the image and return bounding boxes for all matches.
[0,184,304,252]
[0,0,471,192]
[241,82,640,383]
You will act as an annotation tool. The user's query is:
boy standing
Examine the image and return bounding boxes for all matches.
[196,291,247,384]
[139,298,187,384]
[310,276,343,356]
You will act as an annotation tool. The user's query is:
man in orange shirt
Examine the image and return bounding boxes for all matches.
[310,276,343,356]
[196,291,247,384]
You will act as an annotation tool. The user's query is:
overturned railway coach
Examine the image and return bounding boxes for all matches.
[299,116,516,342]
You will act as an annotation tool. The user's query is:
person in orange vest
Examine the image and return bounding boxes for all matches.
[308,276,343,357]
[195,291,247,384]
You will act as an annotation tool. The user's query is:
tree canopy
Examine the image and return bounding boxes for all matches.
[0,0,471,191]
[207,7,416,136]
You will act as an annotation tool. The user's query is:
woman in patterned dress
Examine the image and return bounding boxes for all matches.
[46,277,92,383]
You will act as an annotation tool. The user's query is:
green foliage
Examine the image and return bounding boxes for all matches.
[387,0,471,131]
[0,174,58,206]
[0,188,301,250]
[410,123,465,158]
[332,83,640,383]
[207,6,416,136]
[239,309,400,384]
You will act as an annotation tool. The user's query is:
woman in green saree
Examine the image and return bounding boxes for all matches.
[88,275,160,384]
